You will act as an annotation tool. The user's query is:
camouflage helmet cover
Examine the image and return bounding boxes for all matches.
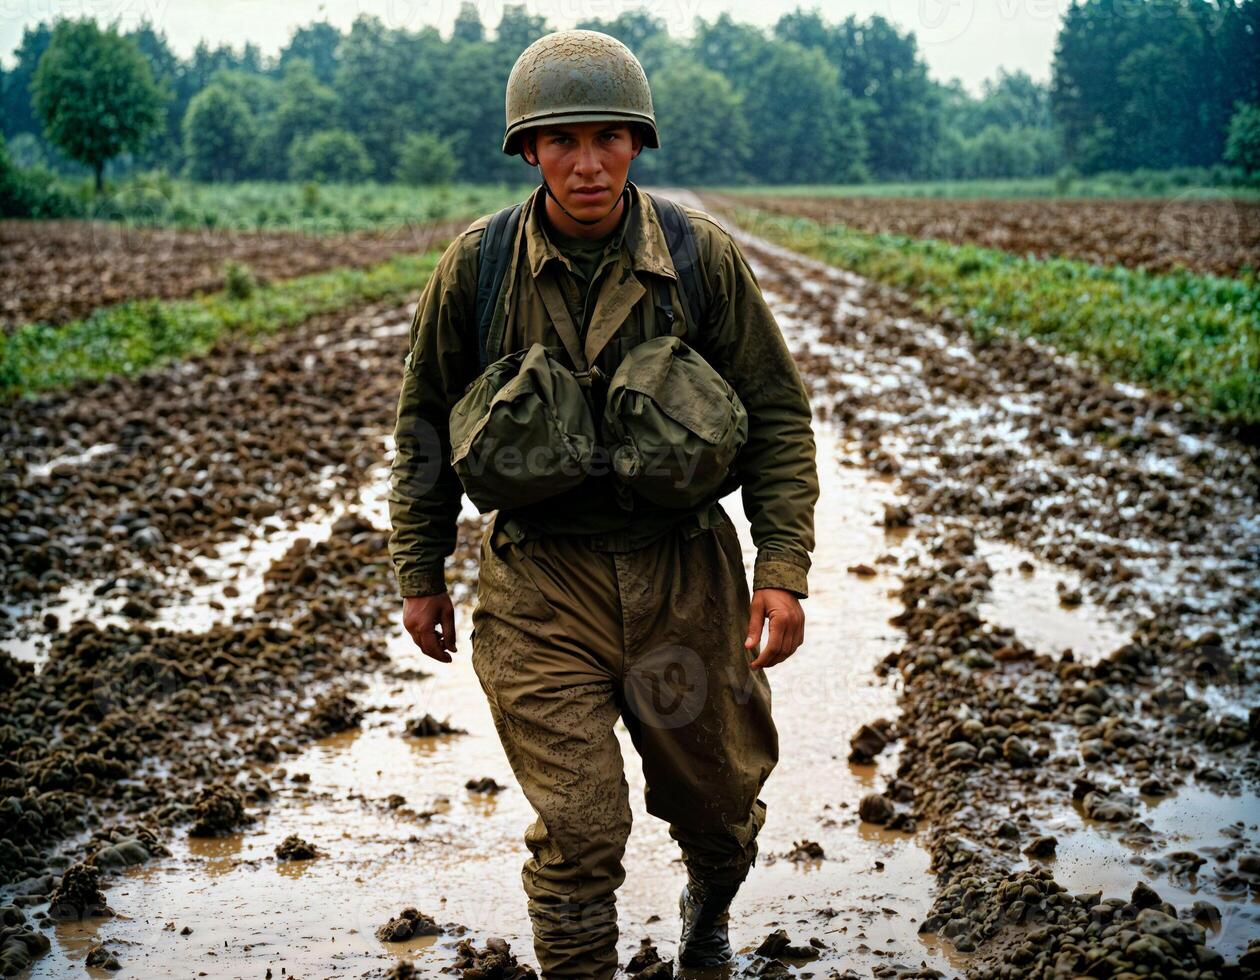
[503,29,659,155]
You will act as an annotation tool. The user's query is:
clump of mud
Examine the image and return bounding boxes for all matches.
[85,942,122,970]
[624,938,673,977]
[46,863,112,920]
[404,713,466,737]
[451,936,538,979]
[374,907,442,942]
[188,784,250,837]
[304,690,364,738]
[274,834,318,861]
[0,905,50,974]
[465,777,505,794]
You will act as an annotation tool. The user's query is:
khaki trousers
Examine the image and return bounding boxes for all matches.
[470,507,778,979]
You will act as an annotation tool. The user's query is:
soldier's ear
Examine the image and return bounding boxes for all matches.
[630,127,643,159]
[521,134,539,167]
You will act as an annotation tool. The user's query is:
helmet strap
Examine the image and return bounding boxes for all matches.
[539,174,628,227]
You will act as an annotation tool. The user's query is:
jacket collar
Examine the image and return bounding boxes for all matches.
[523,180,677,281]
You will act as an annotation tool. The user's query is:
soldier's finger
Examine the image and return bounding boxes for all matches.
[417,625,453,663]
[750,612,787,670]
[440,603,457,653]
[745,594,766,650]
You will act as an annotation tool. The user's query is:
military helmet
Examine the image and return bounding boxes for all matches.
[502,30,659,156]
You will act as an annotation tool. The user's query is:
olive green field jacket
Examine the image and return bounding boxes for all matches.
[387,182,818,598]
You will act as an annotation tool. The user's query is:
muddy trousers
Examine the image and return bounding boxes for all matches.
[470,509,779,979]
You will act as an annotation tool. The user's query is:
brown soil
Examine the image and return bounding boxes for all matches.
[720,194,1260,278]
[0,218,465,330]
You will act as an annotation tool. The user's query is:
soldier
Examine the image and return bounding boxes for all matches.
[388,29,818,978]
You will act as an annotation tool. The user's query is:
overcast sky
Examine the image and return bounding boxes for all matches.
[0,0,1066,92]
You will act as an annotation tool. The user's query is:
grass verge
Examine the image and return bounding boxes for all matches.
[0,250,441,398]
[730,207,1260,427]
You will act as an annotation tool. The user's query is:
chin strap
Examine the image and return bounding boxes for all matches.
[539,170,629,226]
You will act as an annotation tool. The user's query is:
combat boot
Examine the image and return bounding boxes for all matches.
[677,879,742,967]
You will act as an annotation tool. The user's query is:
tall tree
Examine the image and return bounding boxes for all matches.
[2,23,52,138]
[264,59,338,177]
[279,22,341,86]
[452,3,485,44]
[182,82,255,181]
[334,17,442,180]
[641,56,748,184]
[127,20,182,168]
[32,19,165,190]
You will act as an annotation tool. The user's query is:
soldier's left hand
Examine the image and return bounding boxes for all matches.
[745,588,805,670]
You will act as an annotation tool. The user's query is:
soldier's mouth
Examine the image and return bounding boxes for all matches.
[571,186,608,200]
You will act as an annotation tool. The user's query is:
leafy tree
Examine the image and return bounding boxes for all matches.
[821,15,942,178]
[452,3,485,44]
[742,42,866,183]
[182,83,255,181]
[395,132,458,184]
[1051,0,1257,173]
[643,57,747,184]
[334,16,443,180]
[263,60,338,177]
[126,20,182,168]
[280,22,342,85]
[431,37,511,182]
[496,5,550,53]
[1225,102,1260,174]
[2,23,52,138]
[288,129,372,182]
[32,18,165,190]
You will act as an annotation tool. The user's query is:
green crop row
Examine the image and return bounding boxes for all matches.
[35,173,528,233]
[732,208,1260,426]
[0,251,441,398]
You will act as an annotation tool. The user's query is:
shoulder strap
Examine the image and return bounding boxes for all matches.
[649,194,709,335]
[475,203,523,372]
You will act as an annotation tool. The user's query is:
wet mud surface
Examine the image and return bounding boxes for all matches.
[719,194,1260,279]
[704,192,1260,977]
[2,193,1258,977]
[0,219,465,330]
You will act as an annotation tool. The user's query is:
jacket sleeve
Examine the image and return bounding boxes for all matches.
[698,224,818,598]
[387,233,480,596]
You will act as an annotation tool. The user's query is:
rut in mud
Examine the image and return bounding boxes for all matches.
[2,193,1258,978]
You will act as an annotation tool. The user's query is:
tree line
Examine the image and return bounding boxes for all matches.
[2,1,1258,193]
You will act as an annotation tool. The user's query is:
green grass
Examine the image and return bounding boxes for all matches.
[710,173,1260,201]
[730,207,1260,426]
[0,251,442,397]
[52,174,529,233]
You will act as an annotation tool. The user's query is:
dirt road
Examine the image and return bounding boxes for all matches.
[2,194,1256,978]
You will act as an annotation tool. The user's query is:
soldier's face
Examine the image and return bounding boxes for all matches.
[524,122,642,219]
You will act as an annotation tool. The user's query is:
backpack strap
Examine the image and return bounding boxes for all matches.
[475,203,523,372]
[648,194,709,336]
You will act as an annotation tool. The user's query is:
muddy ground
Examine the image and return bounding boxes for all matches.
[0,219,465,330]
[718,194,1260,279]
[2,193,1258,978]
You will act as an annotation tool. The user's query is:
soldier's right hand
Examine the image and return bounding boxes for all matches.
[403,594,457,663]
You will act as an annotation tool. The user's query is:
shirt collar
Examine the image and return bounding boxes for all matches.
[523,180,677,281]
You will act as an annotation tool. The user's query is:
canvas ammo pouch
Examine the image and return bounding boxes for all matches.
[448,342,598,513]
[602,334,748,509]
